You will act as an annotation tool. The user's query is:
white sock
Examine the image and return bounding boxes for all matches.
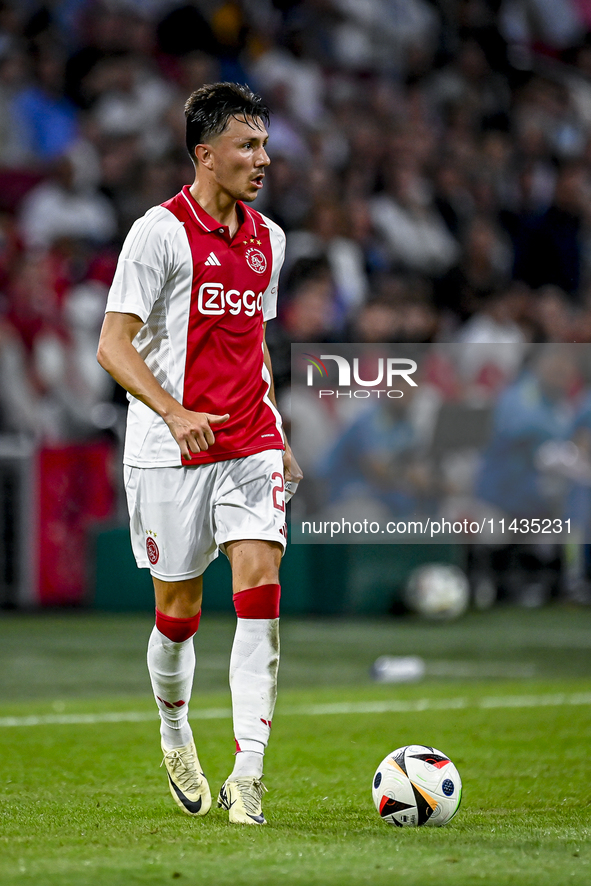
[147,626,195,749]
[229,617,279,779]
[231,749,264,779]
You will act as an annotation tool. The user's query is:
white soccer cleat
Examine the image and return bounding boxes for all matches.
[217,776,268,824]
[161,740,212,816]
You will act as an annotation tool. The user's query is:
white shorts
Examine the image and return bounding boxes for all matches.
[124,450,287,580]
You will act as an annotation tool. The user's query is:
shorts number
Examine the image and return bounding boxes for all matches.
[271,472,285,512]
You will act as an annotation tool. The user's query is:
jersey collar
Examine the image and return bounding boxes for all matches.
[180,186,258,239]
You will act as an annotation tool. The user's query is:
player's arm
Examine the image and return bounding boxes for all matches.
[263,326,303,495]
[97,311,229,458]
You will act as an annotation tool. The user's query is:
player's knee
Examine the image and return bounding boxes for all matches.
[233,584,281,619]
[155,607,202,641]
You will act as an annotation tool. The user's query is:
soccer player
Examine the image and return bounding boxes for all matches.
[97,82,302,825]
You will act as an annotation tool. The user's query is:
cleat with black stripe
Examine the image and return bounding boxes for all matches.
[217,777,267,824]
[161,740,211,816]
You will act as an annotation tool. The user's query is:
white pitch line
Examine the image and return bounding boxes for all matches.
[0,708,230,728]
[1,692,591,728]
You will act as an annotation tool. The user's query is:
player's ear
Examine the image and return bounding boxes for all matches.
[194,144,214,169]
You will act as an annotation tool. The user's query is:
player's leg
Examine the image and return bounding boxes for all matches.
[208,450,287,823]
[125,464,217,817]
[149,576,202,751]
[228,538,282,769]
[218,539,282,824]
[147,575,212,816]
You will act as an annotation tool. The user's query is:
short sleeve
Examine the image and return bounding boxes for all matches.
[105,206,183,322]
[260,215,286,322]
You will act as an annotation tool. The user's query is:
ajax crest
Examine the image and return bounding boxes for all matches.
[146,536,159,565]
[245,247,267,274]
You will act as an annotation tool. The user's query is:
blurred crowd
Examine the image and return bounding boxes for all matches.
[290,341,591,604]
[4,1,591,441]
[291,343,591,524]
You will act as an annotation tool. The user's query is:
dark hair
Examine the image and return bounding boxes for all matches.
[184,82,270,161]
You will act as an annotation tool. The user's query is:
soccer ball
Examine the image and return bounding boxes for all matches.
[404,563,470,620]
[372,744,462,827]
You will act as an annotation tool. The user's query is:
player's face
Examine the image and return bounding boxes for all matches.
[207,116,270,203]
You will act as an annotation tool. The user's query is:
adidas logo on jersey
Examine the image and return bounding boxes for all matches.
[205,251,221,266]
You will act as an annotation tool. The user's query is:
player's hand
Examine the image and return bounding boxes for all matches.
[283,439,303,501]
[165,408,230,459]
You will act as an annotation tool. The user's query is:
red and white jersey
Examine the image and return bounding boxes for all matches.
[106,185,286,467]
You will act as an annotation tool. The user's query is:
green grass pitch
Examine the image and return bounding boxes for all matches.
[0,607,590,885]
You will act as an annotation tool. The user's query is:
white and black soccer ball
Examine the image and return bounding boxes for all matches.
[372,744,462,827]
[404,563,470,620]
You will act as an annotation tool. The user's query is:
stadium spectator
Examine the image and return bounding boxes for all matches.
[11,46,79,162]
[370,161,459,277]
[435,215,512,323]
[0,49,31,166]
[285,199,369,319]
[89,52,175,158]
[316,378,437,521]
[475,346,581,519]
[513,161,591,296]
[18,152,117,250]
[457,283,529,347]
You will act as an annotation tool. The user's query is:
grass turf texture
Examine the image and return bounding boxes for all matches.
[0,608,590,885]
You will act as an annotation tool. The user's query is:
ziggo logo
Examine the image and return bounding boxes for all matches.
[198,283,263,316]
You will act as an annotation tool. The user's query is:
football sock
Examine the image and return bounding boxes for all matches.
[229,584,280,780]
[147,609,201,750]
[231,748,264,779]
